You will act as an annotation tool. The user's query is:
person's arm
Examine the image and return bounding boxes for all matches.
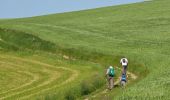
[120,59,122,64]
[105,69,109,77]
[126,58,128,63]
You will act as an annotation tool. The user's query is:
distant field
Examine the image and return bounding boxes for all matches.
[0,0,170,99]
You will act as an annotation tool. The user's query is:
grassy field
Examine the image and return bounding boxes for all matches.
[0,0,170,99]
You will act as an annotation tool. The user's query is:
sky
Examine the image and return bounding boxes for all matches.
[0,0,144,18]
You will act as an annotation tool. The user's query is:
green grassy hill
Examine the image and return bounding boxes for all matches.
[0,0,170,99]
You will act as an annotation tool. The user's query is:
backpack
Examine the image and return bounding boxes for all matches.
[109,68,114,77]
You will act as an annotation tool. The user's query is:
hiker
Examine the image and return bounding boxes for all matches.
[120,73,127,88]
[120,57,128,74]
[105,66,115,90]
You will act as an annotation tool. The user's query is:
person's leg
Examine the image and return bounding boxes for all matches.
[107,76,110,89]
[120,81,123,88]
[110,77,114,90]
[122,66,125,74]
[121,81,126,88]
[108,77,111,89]
[112,77,114,88]
[123,65,127,74]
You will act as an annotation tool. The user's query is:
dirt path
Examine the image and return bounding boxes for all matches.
[87,67,138,99]
[116,67,138,80]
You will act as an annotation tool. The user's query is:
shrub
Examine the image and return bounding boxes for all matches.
[80,73,105,96]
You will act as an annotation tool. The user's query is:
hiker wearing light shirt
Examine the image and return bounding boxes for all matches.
[120,57,128,74]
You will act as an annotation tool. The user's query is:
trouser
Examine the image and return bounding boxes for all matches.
[120,80,126,88]
[122,65,127,74]
[107,76,114,90]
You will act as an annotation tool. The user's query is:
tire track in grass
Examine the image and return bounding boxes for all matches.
[0,61,39,95]
[1,69,61,100]
[0,55,79,100]
[0,60,61,99]
[20,63,79,100]
[0,58,61,99]
[89,67,138,99]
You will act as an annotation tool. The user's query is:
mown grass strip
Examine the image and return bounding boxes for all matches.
[0,55,79,100]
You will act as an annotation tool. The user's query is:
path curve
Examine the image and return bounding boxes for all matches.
[0,55,79,100]
[0,61,39,95]
[89,67,138,99]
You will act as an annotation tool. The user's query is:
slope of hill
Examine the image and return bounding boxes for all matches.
[0,0,170,99]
